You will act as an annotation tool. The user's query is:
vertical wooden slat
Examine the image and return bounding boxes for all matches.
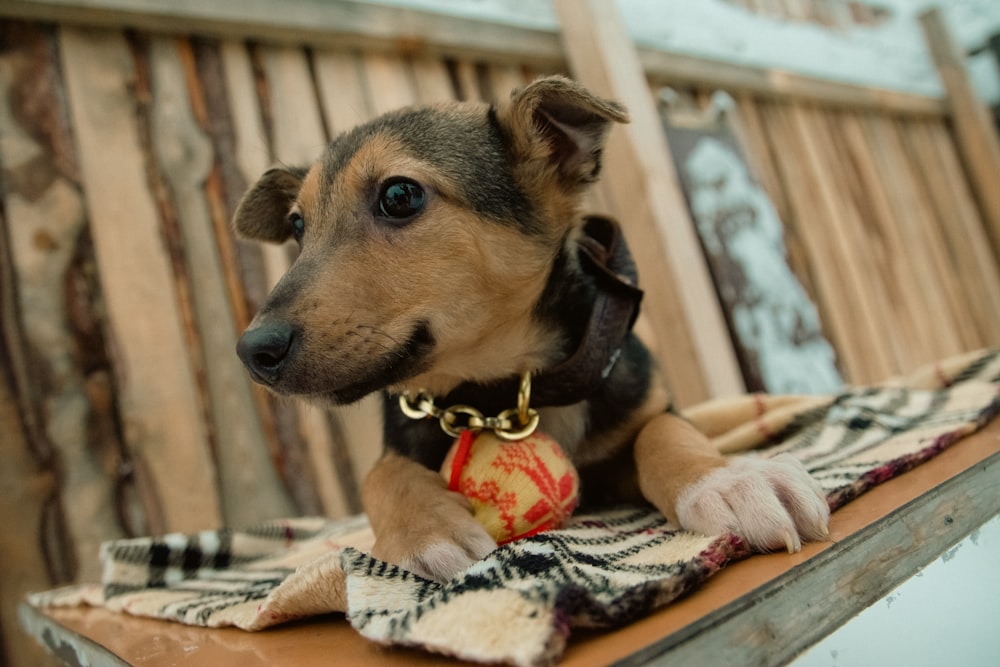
[453,59,484,103]
[255,44,359,517]
[363,52,419,114]
[59,27,222,532]
[148,36,295,524]
[760,103,865,380]
[731,96,820,314]
[887,118,978,352]
[312,50,370,135]
[410,55,454,104]
[0,20,125,589]
[919,120,1000,345]
[861,114,970,358]
[311,48,386,496]
[219,40,324,516]
[0,361,60,667]
[0,30,69,665]
[486,63,527,102]
[838,113,937,370]
[553,0,745,405]
[920,9,1000,255]
[800,105,898,380]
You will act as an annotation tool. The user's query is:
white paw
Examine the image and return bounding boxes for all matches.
[402,533,497,582]
[675,454,830,552]
[392,514,497,582]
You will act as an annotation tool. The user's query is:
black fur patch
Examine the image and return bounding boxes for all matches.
[320,106,540,234]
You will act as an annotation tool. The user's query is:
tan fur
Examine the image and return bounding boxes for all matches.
[363,452,496,579]
[235,76,830,582]
[271,134,566,399]
[634,413,728,525]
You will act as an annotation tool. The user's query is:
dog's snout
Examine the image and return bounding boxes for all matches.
[237,322,296,385]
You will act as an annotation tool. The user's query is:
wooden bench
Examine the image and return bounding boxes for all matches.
[21,415,999,666]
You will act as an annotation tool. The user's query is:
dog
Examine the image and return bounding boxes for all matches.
[233,75,830,582]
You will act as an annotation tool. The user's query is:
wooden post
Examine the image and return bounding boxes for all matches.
[148,36,296,525]
[553,0,745,405]
[920,8,1000,255]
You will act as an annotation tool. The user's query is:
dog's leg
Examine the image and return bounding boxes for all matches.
[362,452,497,582]
[635,413,830,551]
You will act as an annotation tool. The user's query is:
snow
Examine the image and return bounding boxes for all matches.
[366,0,1000,104]
[682,134,842,393]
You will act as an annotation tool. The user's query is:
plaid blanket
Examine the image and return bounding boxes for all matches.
[31,349,1000,666]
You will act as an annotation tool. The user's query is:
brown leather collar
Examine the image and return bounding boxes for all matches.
[531,215,643,406]
[445,215,644,409]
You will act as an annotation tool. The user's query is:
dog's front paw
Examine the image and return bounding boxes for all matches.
[370,491,497,582]
[675,454,830,552]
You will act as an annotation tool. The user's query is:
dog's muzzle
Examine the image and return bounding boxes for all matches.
[236,321,296,386]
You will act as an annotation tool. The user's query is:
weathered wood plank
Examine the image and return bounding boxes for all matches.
[554,0,745,404]
[311,47,386,494]
[312,50,370,135]
[838,113,937,370]
[860,114,970,359]
[0,0,566,70]
[219,40,325,516]
[920,9,1000,255]
[0,358,61,667]
[640,48,946,117]
[887,118,979,352]
[0,20,125,589]
[453,60,485,103]
[0,0,948,116]
[920,121,1000,346]
[256,44,360,517]
[758,102,866,381]
[409,56,454,104]
[362,52,418,115]
[0,30,70,664]
[147,35,295,524]
[486,63,527,103]
[59,26,222,532]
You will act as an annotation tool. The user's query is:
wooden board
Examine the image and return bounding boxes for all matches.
[904,119,1000,347]
[659,98,842,393]
[255,44,359,517]
[59,26,222,533]
[0,21,124,580]
[219,39,326,517]
[920,9,1000,253]
[1,0,948,115]
[553,0,746,405]
[146,35,295,524]
[311,48,388,493]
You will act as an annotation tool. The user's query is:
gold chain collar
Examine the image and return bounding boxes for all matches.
[399,371,541,441]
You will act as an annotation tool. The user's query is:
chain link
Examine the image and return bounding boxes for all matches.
[398,371,540,441]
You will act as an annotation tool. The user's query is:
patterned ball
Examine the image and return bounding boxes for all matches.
[441,430,580,544]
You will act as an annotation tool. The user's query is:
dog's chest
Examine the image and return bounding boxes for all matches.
[537,403,591,463]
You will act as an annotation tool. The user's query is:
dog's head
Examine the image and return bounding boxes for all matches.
[234,76,628,404]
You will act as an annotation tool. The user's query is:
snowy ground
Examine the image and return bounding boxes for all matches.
[369,0,1000,104]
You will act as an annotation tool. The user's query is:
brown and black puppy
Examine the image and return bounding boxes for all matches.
[234,76,829,582]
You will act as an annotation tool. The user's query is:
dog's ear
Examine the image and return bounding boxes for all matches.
[233,166,308,242]
[495,75,629,189]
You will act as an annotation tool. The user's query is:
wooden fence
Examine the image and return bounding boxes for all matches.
[2,1,999,665]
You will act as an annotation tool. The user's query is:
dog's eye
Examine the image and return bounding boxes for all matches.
[377,178,425,220]
[289,212,305,243]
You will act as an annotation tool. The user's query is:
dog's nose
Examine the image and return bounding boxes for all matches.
[236,322,296,385]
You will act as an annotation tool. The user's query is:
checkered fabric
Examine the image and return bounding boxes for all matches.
[30,349,1000,666]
